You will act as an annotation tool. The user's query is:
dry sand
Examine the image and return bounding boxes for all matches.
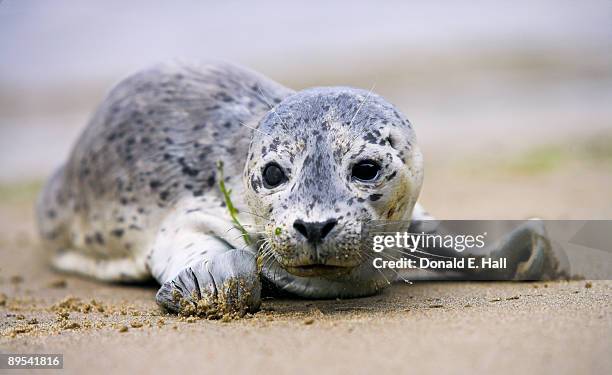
[1,142,611,375]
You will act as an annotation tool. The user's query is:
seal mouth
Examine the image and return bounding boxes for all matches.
[284,264,353,277]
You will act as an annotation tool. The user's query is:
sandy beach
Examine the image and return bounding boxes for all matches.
[1,143,610,374]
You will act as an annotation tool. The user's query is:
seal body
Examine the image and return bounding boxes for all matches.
[37,62,563,315]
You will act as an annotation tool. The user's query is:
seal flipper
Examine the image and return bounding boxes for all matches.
[155,250,261,317]
[488,220,570,280]
[408,207,570,281]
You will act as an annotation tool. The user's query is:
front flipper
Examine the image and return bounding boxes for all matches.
[155,249,261,318]
[485,220,570,280]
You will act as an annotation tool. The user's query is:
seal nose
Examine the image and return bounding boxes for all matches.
[293,219,337,244]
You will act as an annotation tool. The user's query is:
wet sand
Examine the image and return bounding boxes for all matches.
[1,277,610,375]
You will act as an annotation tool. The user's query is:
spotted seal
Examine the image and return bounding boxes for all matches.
[36,62,565,316]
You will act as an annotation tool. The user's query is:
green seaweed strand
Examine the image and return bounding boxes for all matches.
[216,160,252,246]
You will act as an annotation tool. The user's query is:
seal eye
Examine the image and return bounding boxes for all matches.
[352,160,381,182]
[262,163,286,188]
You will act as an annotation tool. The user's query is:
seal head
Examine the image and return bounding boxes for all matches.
[244,87,423,296]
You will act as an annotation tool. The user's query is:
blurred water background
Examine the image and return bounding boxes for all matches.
[0,0,610,218]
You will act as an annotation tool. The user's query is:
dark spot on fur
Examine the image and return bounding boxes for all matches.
[178,157,199,177]
[369,194,383,201]
[94,232,105,245]
[111,229,124,238]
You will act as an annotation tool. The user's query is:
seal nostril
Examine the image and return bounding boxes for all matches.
[320,219,337,240]
[293,220,309,239]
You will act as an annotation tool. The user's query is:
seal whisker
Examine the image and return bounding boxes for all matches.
[348,83,376,132]
[254,85,291,133]
[238,120,272,137]
[364,251,413,283]
[359,250,413,283]
[395,247,456,260]
[239,210,268,220]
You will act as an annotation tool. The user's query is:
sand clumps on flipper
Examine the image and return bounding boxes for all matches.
[173,278,256,322]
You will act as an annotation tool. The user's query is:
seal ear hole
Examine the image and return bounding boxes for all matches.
[262,162,287,189]
[351,160,381,182]
[386,136,396,149]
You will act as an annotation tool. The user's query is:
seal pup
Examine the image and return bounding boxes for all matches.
[37,62,565,316]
